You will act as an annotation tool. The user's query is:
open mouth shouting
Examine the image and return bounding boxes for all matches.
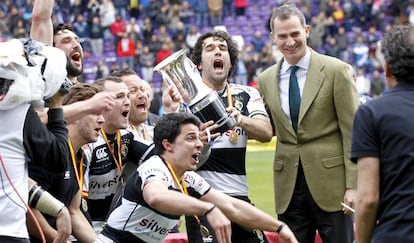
[70,51,82,67]
[213,59,224,71]
[135,101,147,113]
[192,152,201,165]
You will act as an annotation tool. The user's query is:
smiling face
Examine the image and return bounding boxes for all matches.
[53,29,84,80]
[122,74,149,126]
[102,80,131,133]
[198,36,232,90]
[271,15,310,65]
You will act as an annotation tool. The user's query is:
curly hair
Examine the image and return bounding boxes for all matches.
[381,25,414,84]
[191,30,239,78]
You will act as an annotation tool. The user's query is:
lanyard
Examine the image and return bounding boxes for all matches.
[130,123,148,141]
[68,137,88,197]
[164,158,201,224]
[100,129,123,172]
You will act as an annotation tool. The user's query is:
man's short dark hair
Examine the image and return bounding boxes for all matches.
[153,112,201,154]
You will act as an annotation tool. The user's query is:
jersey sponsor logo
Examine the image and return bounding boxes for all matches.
[89,174,122,191]
[138,218,171,236]
[95,147,108,160]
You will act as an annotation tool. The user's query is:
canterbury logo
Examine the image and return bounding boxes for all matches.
[95,147,108,160]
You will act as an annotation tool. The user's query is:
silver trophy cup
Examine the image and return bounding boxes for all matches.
[154,49,236,134]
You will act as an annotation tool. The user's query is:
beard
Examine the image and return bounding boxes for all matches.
[66,60,83,77]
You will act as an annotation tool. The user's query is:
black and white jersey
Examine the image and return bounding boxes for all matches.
[100,155,211,242]
[83,129,154,222]
[197,84,268,197]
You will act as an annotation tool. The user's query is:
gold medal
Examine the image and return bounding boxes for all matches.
[200,224,213,242]
[81,198,88,212]
[229,130,239,144]
[200,224,210,238]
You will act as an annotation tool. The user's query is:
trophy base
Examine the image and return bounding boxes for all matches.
[190,91,236,134]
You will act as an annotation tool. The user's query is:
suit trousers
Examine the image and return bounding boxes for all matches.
[278,162,354,243]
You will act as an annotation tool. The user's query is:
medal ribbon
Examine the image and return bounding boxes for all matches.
[68,137,88,197]
[164,158,208,234]
[100,129,123,173]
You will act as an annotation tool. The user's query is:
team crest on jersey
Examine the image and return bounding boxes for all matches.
[121,143,128,158]
[234,96,244,111]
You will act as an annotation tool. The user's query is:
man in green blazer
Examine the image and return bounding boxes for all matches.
[258,4,359,243]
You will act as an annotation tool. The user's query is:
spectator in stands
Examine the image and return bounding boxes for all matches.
[167,4,183,35]
[193,0,209,29]
[366,25,381,53]
[113,0,128,20]
[89,16,104,56]
[7,5,20,35]
[234,52,248,85]
[73,13,90,50]
[147,33,163,55]
[129,0,140,18]
[325,36,341,58]
[126,17,142,44]
[116,32,136,69]
[250,30,266,53]
[157,25,171,44]
[99,0,116,39]
[145,0,162,28]
[308,10,330,52]
[370,69,385,98]
[334,26,350,62]
[156,41,173,65]
[155,3,170,28]
[86,0,101,25]
[185,25,201,54]
[208,0,223,27]
[95,60,110,79]
[355,67,371,96]
[352,0,370,30]
[234,0,248,16]
[179,1,195,25]
[13,19,27,38]
[142,17,154,43]
[110,14,126,49]
[353,35,370,69]
[139,45,156,82]
[223,0,234,17]
[0,9,9,38]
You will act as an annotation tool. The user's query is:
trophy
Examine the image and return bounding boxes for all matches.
[154,49,236,134]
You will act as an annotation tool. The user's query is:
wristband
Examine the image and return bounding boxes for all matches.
[204,205,216,216]
[28,184,65,217]
[276,223,285,234]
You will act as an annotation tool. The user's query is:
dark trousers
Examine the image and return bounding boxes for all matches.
[278,163,354,243]
[186,196,268,243]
